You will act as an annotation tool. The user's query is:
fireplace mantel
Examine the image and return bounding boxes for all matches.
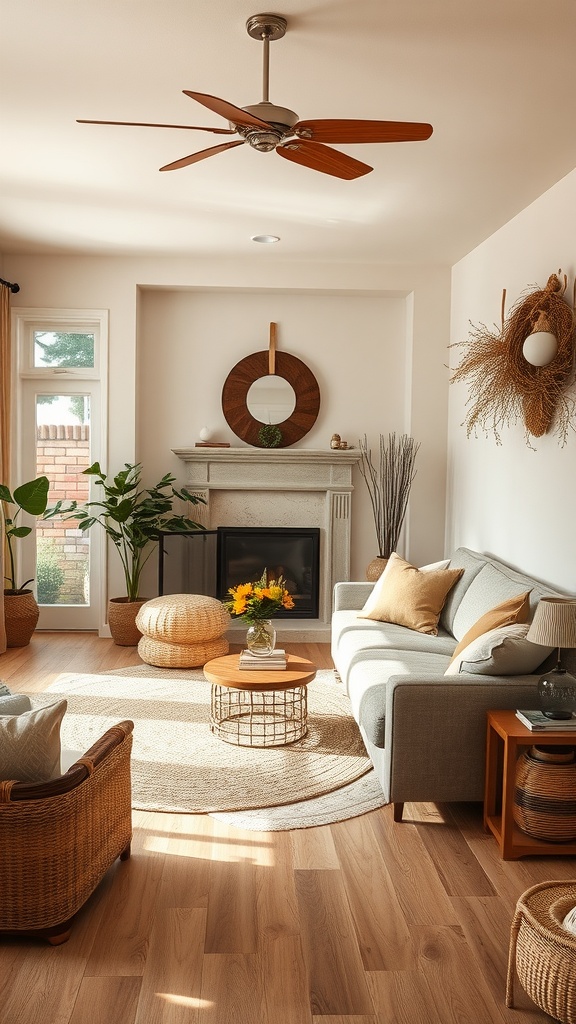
[172,447,361,641]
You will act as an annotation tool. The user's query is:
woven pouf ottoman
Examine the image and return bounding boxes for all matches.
[136,594,230,668]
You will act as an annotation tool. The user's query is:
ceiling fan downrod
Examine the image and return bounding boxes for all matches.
[243,14,297,150]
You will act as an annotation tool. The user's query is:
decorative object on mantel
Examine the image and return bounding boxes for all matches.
[257,422,283,447]
[45,462,206,646]
[330,433,341,449]
[450,271,576,446]
[223,568,294,656]
[221,322,320,447]
[358,433,420,581]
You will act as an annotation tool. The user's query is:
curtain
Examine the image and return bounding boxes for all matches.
[0,283,12,653]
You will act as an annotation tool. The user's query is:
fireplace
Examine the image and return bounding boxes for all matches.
[216,527,320,618]
[171,447,361,641]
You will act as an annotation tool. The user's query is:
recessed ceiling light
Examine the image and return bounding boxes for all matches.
[251,234,280,244]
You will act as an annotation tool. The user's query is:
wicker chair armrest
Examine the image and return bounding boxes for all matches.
[2,720,134,802]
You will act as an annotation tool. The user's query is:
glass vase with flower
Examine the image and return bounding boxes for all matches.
[224,569,294,656]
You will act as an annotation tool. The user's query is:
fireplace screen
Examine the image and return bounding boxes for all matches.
[217,527,320,618]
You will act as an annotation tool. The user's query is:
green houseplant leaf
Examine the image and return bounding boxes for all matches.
[0,476,51,591]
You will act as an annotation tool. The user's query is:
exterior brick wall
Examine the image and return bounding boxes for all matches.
[36,424,90,604]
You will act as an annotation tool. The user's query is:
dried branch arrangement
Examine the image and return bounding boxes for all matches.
[450,272,576,446]
[358,433,420,558]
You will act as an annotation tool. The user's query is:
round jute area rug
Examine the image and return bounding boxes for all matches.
[44,666,371,814]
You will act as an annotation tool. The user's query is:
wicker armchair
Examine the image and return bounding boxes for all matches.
[507,880,576,1024]
[0,719,134,944]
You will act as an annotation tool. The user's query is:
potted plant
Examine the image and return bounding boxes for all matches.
[358,432,420,580]
[46,462,206,645]
[0,476,51,647]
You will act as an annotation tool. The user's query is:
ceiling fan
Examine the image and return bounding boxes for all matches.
[78,13,433,181]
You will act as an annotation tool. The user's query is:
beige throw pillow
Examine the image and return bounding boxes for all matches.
[361,557,450,618]
[449,591,532,663]
[0,699,67,783]
[359,553,464,635]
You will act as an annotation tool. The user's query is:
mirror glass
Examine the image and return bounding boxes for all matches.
[246,374,296,424]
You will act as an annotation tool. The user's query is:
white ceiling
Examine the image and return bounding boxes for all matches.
[2,0,576,266]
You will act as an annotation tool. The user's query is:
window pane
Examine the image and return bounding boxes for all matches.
[33,331,95,368]
[35,394,90,607]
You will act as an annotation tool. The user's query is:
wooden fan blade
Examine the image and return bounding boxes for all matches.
[183,91,271,130]
[277,140,372,180]
[77,119,236,135]
[159,140,244,171]
[294,119,434,144]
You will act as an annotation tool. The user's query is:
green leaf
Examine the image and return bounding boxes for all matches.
[7,526,31,538]
[13,477,50,515]
[0,484,13,503]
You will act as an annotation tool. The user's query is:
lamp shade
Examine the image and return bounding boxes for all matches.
[526,597,576,648]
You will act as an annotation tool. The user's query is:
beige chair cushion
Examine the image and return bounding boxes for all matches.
[136,594,230,644]
[358,552,464,636]
[449,591,531,663]
[138,634,229,668]
[0,700,67,783]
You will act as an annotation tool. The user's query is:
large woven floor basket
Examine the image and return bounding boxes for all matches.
[513,744,576,842]
[507,881,576,1023]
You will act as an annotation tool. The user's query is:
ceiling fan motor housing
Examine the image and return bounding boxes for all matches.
[236,100,299,151]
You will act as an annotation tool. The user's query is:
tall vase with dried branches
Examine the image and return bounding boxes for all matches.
[358,433,420,580]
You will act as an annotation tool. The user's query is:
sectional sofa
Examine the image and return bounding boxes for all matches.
[331,547,568,821]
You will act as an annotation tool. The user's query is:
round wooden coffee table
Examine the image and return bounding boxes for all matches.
[203,653,316,747]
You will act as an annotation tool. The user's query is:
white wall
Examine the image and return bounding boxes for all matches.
[448,167,576,592]
[2,253,451,605]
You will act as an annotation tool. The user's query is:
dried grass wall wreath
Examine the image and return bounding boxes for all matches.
[450,271,576,447]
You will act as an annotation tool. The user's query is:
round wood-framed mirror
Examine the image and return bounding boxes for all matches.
[221,349,320,447]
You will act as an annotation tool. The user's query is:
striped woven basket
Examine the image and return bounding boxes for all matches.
[514,745,576,842]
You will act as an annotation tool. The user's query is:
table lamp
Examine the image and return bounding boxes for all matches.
[526,597,576,719]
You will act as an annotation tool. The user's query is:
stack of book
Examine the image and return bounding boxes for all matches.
[516,709,576,731]
[239,649,287,670]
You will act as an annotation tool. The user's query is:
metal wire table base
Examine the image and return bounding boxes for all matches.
[210,684,308,747]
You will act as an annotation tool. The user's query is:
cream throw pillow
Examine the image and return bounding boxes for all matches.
[359,553,464,635]
[445,622,552,676]
[0,699,67,783]
[449,591,532,663]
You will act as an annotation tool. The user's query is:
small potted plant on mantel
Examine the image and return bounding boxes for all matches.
[0,476,50,647]
[46,462,206,645]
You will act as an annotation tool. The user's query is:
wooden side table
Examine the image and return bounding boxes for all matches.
[484,709,576,860]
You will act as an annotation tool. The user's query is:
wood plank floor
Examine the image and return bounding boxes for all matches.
[0,633,573,1023]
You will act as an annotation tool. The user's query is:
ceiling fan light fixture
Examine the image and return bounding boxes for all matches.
[251,234,280,244]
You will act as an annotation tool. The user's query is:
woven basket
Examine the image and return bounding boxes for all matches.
[138,634,229,668]
[514,745,576,842]
[507,881,576,1023]
[108,598,149,647]
[3,589,39,648]
[136,593,230,644]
